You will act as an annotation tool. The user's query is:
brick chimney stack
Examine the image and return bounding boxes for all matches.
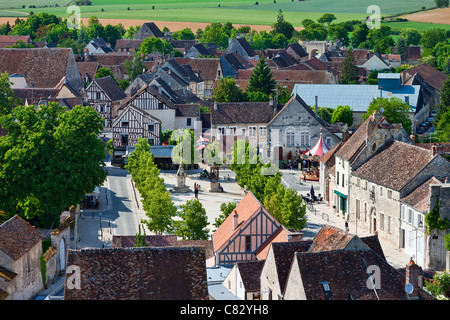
[405,259,422,300]
[233,210,238,231]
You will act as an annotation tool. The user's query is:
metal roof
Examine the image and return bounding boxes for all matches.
[292,84,420,112]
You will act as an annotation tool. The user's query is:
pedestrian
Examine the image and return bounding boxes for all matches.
[345,220,349,232]
[194,184,199,199]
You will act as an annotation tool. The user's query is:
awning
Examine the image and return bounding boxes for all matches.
[334,189,347,199]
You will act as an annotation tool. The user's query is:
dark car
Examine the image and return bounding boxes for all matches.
[416,127,425,134]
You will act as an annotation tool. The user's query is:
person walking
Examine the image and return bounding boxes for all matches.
[345,220,349,232]
[194,183,199,199]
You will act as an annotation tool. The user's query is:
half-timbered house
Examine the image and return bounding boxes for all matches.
[112,103,161,149]
[115,83,190,133]
[211,191,289,266]
[85,76,127,128]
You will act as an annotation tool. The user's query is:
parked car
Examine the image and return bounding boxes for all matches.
[431,111,437,117]
[427,117,434,123]
[416,126,424,134]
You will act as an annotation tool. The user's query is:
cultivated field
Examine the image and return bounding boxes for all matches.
[402,7,450,25]
[0,0,448,32]
[0,0,440,27]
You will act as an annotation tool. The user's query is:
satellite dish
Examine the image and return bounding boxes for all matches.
[405,283,414,294]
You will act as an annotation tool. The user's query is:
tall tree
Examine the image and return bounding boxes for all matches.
[0,103,107,226]
[271,10,294,39]
[247,56,276,96]
[363,97,413,135]
[439,76,450,116]
[331,105,354,127]
[0,72,21,116]
[340,48,359,84]
[317,13,336,26]
[212,77,245,102]
[213,202,237,230]
[174,199,210,240]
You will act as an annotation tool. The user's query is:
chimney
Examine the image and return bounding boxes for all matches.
[373,110,382,122]
[315,96,318,118]
[405,259,422,300]
[269,95,274,107]
[432,145,438,156]
[233,210,238,231]
[410,134,415,142]
[445,177,448,184]
[287,231,303,242]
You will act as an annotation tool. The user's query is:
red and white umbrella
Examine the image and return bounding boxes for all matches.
[305,128,330,157]
[196,136,210,150]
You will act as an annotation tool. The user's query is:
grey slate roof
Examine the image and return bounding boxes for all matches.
[292,83,421,112]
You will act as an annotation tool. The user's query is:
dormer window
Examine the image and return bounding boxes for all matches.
[321,282,331,292]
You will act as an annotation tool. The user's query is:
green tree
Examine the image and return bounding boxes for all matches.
[340,48,359,84]
[199,23,229,49]
[123,51,147,82]
[171,27,195,40]
[420,28,447,49]
[435,110,450,142]
[331,105,354,127]
[400,28,422,46]
[247,56,276,96]
[328,23,350,46]
[250,30,274,50]
[139,37,173,55]
[317,13,336,26]
[141,181,177,235]
[104,24,123,48]
[271,10,294,39]
[86,16,105,40]
[394,36,408,61]
[363,97,413,135]
[0,72,21,116]
[95,67,114,79]
[434,0,449,8]
[245,90,270,102]
[174,199,210,240]
[263,182,306,230]
[0,103,107,226]
[351,23,369,48]
[213,202,237,230]
[212,77,245,102]
[440,76,450,115]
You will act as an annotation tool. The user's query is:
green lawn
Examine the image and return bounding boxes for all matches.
[2,0,448,30]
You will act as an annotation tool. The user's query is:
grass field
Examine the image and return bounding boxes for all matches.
[0,0,447,31]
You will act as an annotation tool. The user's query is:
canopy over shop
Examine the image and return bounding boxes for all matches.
[300,129,330,181]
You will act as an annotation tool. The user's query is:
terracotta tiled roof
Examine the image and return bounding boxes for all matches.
[175,104,201,117]
[114,39,143,51]
[401,176,442,213]
[320,142,343,165]
[212,191,264,252]
[401,63,448,92]
[353,140,435,191]
[293,249,407,300]
[0,35,31,48]
[0,48,74,88]
[77,61,99,81]
[93,76,127,101]
[174,57,220,81]
[84,52,133,67]
[64,246,209,300]
[335,113,383,162]
[269,240,313,293]
[309,225,358,252]
[0,215,43,261]
[211,101,280,125]
[236,260,265,292]
[111,234,214,259]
